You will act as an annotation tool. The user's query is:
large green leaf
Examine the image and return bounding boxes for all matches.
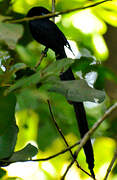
[8,143,38,162]
[49,79,105,103]
[0,23,23,49]
[0,88,16,135]
[0,124,18,160]
[0,88,18,160]
[5,58,74,94]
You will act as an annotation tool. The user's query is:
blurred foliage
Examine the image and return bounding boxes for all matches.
[0,0,117,180]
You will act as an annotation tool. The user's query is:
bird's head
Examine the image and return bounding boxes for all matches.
[27,7,51,17]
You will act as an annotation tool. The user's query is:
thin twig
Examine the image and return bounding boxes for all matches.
[47,100,76,157]
[62,158,93,180]
[47,100,93,179]
[47,100,70,147]
[61,160,75,180]
[0,141,80,165]
[48,100,76,179]
[75,103,117,161]
[31,141,79,161]
[7,0,111,24]
[52,0,56,22]
[104,148,117,180]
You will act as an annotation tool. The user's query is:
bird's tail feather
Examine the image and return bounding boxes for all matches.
[55,49,95,178]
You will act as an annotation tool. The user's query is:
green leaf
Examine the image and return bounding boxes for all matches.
[0,88,18,160]
[0,168,6,178]
[43,58,74,75]
[5,72,41,95]
[5,58,74,95]
[0,0,11,15]
[8,143,38,162]
[9,63,27,74]
[0,88,16,135]
[0,124,18,160]
[49,79,105,103]
[0,23,23,49]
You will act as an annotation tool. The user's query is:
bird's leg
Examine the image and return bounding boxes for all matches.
[35,47,48,69]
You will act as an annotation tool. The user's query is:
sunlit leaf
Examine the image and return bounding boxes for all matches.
[94,5,117,27]
[15,109,39,150]
[94,137,116,169]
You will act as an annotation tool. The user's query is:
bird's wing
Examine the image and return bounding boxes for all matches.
[29,19,73,53]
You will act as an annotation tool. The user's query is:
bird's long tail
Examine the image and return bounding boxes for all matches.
[55,48,95,179]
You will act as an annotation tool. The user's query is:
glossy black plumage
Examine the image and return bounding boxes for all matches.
[27,7,71,55]
[27,7,95,178]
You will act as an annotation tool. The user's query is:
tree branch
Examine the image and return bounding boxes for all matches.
[62,103,117,180]
[32,141,79,162]
[7,0,111,24]
[104,147,117,180]
[75,103,117,161]
[61,160,75,180]
[61,158,93,180]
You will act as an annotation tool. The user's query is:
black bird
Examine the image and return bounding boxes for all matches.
[27,6,95,178]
